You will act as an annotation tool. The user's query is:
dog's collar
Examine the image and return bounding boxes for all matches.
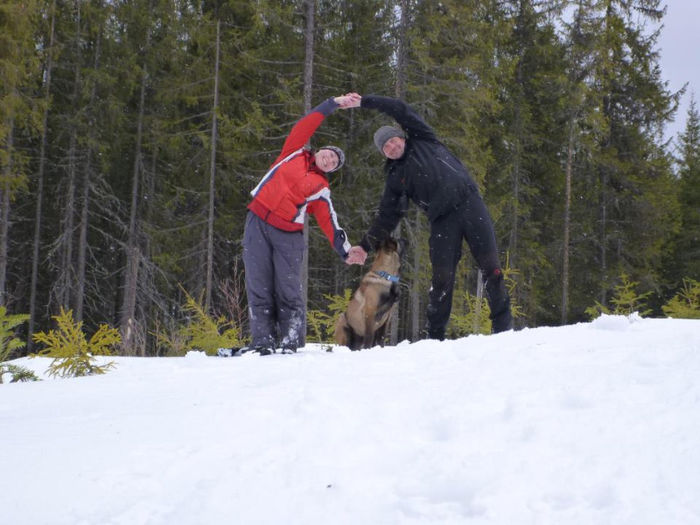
[373,270,400,283]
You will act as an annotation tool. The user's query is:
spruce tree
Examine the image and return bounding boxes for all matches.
[589,0,679,309]
[557,0,603,324]
[487,0,570,325]
[0,0,41,307]
[666,97,700,282]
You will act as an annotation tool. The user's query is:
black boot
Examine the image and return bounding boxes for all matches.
[484,270,513,333]
[425,325,446,341]
[424,306,446,341]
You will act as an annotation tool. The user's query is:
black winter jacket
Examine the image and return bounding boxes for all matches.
[360,95,479,252]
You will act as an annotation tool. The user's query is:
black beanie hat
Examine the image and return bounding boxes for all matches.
[373,126,404,153]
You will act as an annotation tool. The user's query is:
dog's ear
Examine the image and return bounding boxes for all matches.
[382,237,398,252]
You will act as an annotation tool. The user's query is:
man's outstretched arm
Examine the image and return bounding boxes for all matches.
[346,93,436,141]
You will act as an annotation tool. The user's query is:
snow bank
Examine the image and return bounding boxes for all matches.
[1,316,699,524]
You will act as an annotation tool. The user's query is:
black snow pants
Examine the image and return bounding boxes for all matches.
[242,212,306,351]
[426,193,512,339]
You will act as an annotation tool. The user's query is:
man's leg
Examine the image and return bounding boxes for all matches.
[484,269,513,333]
[426,214,463,340]
[242,213,277,350]
[270,228,306,352]
[457,193,513,333]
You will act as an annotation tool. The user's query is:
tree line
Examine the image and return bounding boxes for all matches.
[1,0,698,356]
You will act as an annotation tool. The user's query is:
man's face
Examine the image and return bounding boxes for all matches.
[315,148,340,173]
[382,136,406,160]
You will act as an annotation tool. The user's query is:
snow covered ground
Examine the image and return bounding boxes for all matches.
[2,314,699,525]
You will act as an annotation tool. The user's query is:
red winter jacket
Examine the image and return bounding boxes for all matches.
[248,98,351,259]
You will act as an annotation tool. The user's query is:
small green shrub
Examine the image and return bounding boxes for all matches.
[450,291,491,336]
[152,319,189,356]
[0,363,39,383]
[502,261,525,322]
[0,307,37,383]
[32,308,119,378]
[157,288,244,356]
[584,301,611,319]
[0,306,29,361]
[586,273,652,319]
[307,289,353,343]
[450,256,523,336]
[663,278,700,319]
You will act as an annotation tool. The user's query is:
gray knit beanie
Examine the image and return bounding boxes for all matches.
[373,126,405,153]
[318,145,345,173]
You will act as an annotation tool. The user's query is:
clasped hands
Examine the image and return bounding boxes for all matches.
[345,245,367,265]
[334,92,362,109]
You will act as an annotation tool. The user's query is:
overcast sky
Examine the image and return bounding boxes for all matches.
[657,2,700,147]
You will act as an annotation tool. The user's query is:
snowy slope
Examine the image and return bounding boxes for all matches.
[2,315,699,525]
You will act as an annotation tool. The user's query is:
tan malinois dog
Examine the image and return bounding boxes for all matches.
[334,238,403,350]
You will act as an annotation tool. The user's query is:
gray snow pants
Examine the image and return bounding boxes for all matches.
[242,211,306,351]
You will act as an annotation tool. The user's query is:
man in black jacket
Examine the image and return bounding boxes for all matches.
[345,93,513,337]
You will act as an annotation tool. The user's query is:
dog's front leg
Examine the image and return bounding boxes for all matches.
[362,308,377,349]
[373,321,388,347]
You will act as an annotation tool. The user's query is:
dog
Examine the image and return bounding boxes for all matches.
[334,238,404,350]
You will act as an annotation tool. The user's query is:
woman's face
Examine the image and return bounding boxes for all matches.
[315,148,340,173]
[382,136,406,160]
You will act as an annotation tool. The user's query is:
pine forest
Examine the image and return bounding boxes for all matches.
[1,0,698,357]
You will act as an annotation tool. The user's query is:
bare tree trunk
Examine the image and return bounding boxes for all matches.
[0,122,13,307]
[29,0,56,348]
[301,0,315,327]
[59,1,83,310]
[599,5,615,307]
[509,1,529,271]
[391,0,410,344]
[62,138,77,309]
[600,170,608,305]
[509,107,521,267]
[395,0,409,101]
[76,142,90,321]
[141,142,158,354]
[302,0,314,122]
[410,209,422,341]
[121,46,149,355]
[473,271,484,333]
[76,29,102,322]
[599,90,611,306]
[561,119,574,324]
[205,19,221,312]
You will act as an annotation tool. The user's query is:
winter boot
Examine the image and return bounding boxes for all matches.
[485,269,513,333]
[254,346,275,356]
[424,323,446,341]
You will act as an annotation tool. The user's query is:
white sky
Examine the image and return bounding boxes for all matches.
[657,2,700,146]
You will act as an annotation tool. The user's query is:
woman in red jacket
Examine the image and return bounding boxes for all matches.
[242,94,363,355]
